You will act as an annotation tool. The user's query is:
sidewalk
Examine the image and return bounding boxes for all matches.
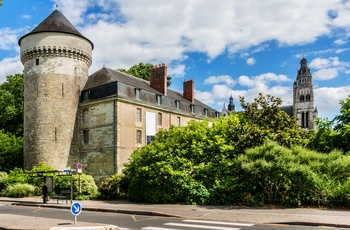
[1,197,350,229]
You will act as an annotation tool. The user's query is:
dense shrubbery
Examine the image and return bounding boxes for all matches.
[122,94,350,206]
[0,164,98,199]
[98,174,128,200]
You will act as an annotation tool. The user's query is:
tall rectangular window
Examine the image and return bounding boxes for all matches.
[135,88,141,100]
[177,116,181,126]
[156,95,162,105]
[136,130,142,144]
[83,129,89,144]
[190,104,195,114]
[158,113,162,126]
[175,100,180,110]
[83,110,89,123]
[36,58,39,65]
[137,108,142,122]
[204,108,208,116]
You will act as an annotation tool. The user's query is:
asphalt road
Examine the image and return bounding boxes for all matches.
[0,202,349,230]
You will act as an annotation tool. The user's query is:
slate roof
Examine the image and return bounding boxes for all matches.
[18,9,93,48]
[83,67,215,110]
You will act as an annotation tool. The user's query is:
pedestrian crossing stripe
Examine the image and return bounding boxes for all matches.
[142,219,255,230]
[165,222,241,230]
[183,220,255,227]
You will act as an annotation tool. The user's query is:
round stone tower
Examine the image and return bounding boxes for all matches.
[18,9,93,170]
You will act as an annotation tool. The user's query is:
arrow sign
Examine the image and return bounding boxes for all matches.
[71,202,82,216]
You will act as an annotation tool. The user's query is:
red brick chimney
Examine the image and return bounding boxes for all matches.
[183,79,194,103]
[150,63,167,95]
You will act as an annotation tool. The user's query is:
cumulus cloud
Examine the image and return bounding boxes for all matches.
[309,57,350,80]
[334,39,347,45]
[246,57,256,65]
[204,75,236,86]
[0,57,23,83]
[314,86,350,119]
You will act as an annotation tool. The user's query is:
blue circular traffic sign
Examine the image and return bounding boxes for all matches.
[71,202,82,216]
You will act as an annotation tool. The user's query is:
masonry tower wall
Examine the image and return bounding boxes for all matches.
[20,32,92,170]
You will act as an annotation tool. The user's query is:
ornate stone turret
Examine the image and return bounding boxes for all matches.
[19,9,93,170]
[293,58,318,130]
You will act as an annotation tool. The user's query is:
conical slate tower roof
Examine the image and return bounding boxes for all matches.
[19,9,93,48]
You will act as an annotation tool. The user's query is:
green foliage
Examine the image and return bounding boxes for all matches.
[118,62,172,87]
[309,95,350,154]
[0,130,23,171]
[2,183,36,198]
[99,174,128,199]
[0,172,8,192]
[73,174,99,200]
[0,74,24,171]
[0,74,24,136]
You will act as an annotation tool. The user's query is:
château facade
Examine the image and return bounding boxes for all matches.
[19,9,218,182]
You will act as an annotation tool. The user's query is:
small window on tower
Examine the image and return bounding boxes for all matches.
[36,59,39,65]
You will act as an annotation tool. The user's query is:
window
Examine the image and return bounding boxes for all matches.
[36,58,39,65]
[306,95,310,101]
[135,88,141,100]
[300,95,305,101]
[177,117,181,126]
[83,129,89,144]
[136,108,142,122]
[82,90,89,102]
[190,104,195,114]
[136,130,142,144]
[156,95,162,105]
[175,100,180,110]
[204,108,208,116]
[83,110,89,123]
[158,113,162,126]
[215,112,220,118]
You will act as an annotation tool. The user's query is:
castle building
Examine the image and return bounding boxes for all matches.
[222,57,318,130]
[19,9,218,182]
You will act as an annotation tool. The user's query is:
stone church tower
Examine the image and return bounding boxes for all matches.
[293,58,318,130]
[19,9,93,170]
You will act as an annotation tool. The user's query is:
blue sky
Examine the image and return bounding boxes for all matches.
[0,0,349,120]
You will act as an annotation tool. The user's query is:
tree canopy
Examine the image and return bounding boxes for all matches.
[0,74,24,171]
[309,95,350,153]
[118,62,172,87]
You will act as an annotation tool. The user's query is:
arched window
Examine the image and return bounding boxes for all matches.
[300,95,305,101]
[306,95,310,101]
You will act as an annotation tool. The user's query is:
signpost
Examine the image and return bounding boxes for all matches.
[77,163,83,173]
[71,202,82,224]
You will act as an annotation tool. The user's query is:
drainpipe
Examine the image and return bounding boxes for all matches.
[113,99,117,174]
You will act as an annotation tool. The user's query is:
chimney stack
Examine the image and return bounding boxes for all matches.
[150,63,167,95]
[183,79,194,103]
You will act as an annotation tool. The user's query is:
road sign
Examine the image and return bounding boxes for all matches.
[77,163,83,173]
[71,202,82,216]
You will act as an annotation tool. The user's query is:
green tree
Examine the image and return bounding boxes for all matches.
[0,130,23,171]
[309,95,350,153]
[334,95,350,153]
[118,63,172,87]
[0,74,24,136]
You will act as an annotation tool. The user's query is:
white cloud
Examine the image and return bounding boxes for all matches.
[204,75,236,86]
[53,0,347,68]
[313,68,339,80]
[314,86,350,119]
[246,57,256,65]
[0,57,23,83]
[334,39,347,45]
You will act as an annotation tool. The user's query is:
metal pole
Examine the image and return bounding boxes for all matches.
[74,215,77,225]
[70,174,73,204]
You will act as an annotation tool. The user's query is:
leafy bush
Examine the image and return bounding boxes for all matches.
[2,183,36,197]
[73,173,98,199]
[99,174,128,200]
[0,171,8,192]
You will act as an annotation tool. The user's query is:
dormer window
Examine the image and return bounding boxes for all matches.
[135,88,141,100]
[156,94,162,105]
[82,90,89,102]
[175,100,180,110]
[190,104,195,114]
[204,108,208,116]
